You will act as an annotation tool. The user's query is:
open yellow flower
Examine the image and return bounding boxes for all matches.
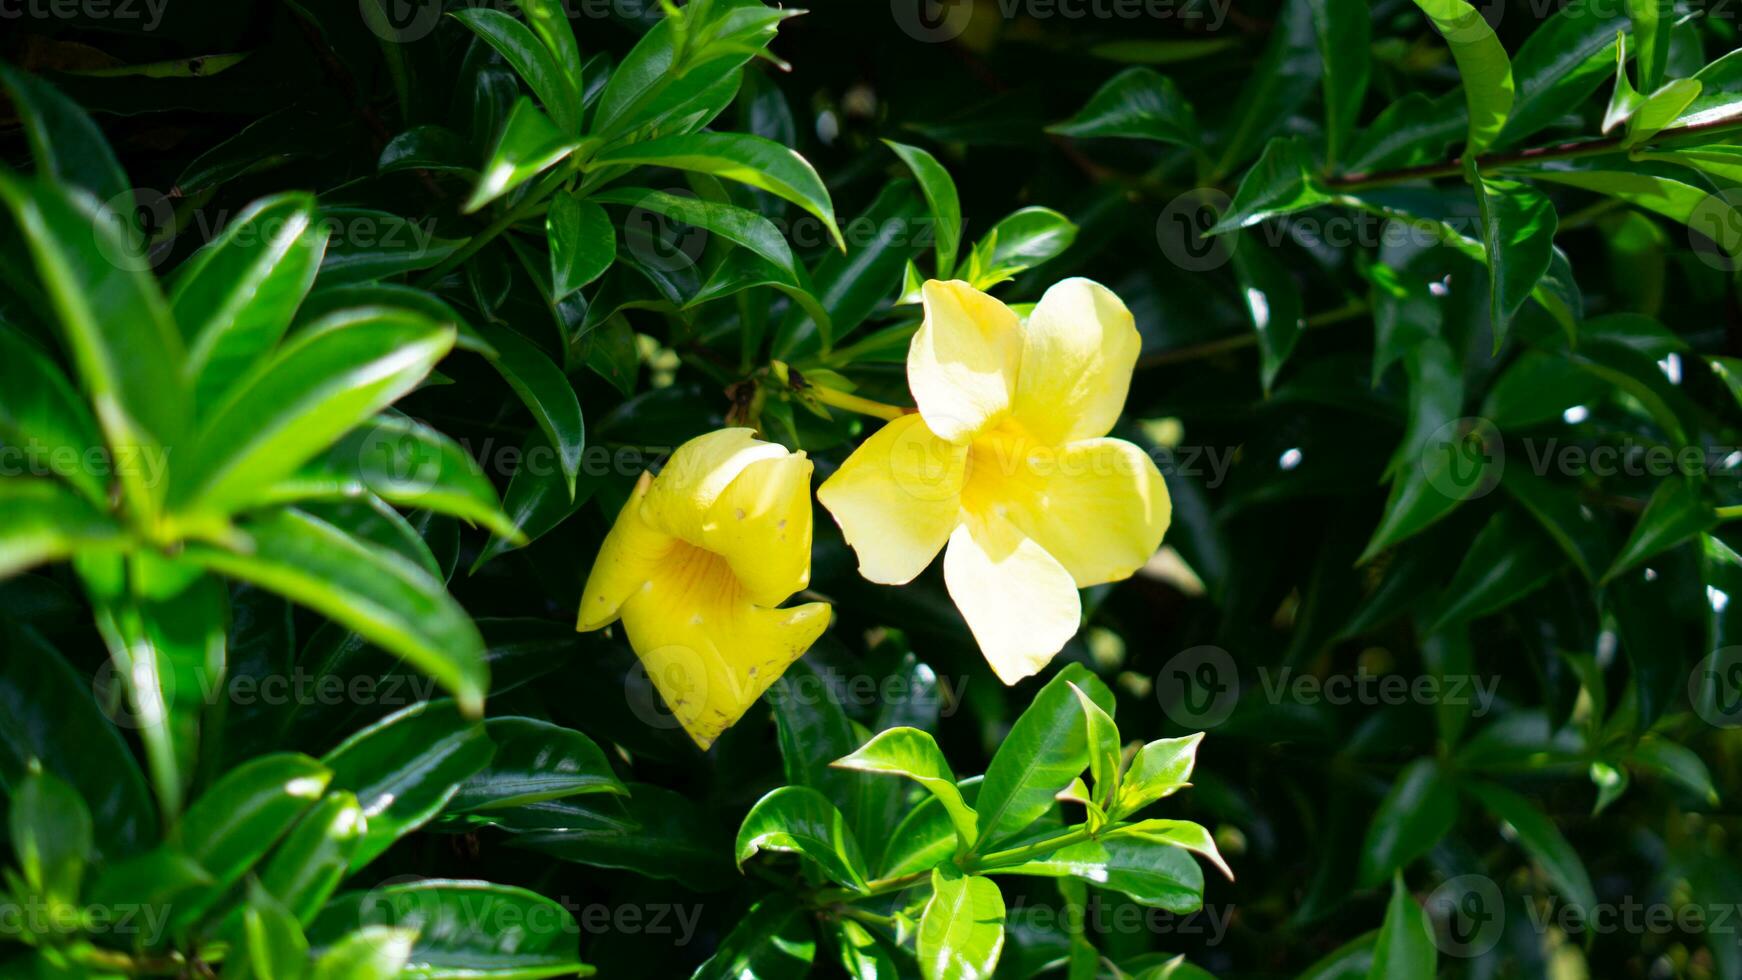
[817,279,1169,684]
[577,428,830,749]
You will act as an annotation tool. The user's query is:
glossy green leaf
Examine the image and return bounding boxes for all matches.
[1604,478,1715,584]
[0,327,106,505]
[322,699,493,869]
[174,309,455,519]
[589,1,790,138]
[449,717,625,812]
[1231,231,1304,391]
[735,785,871,892]
[594,185,798,281]
[1410,0,1514,153]
[1049,68,1199,150]
[974,663,1114,849]
[1212,0,1319,175]
[1630,737,1720,806]
[1432,508,1565,627]
[1366,873,1435,980]
[181,508,489,716]
[1464,780,1597,911]
[1526,167,1742,258]
[451,8,581,132]
[1344,91,1464,174]
[962,206,1078,291]
[226,882,308,980]
[0,172,187,525]
[474,322,584,499]
[1207,137,1332,235]
[692,895,815,980]
[308,880,592,979]
[0,478,119,579]
[307,927,417,980]
[1361,339,1478,560]
[172,193,328,410]
[592,132,841,250]
[989,835,1205,912]
[1357,758,1457,887]
[0,64,130,211]
[1466,163,1557,349]
[546,196,614,300]
[464,98,578,214]
[1627,0,1666,92]
[918,868,1005,980]
[884,140,963,277]
[833,726,978,851]
[772,180,925,355]
[258,791,367,924]
[10,768,92,906]
[1107,818,1233,881]
[1113,733,1202,819]
[484,783,732,890]
[1494,3,1626,148]
[313,209,463,285]
[1067,682,1121,808]
[1307,0,1370,167]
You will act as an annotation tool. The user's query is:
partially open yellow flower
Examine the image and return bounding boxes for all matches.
[577,428,830,748]
[817,279,1170,684]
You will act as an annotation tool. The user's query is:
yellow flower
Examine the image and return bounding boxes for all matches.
[577,428,830,749]
[817,279,1169,684]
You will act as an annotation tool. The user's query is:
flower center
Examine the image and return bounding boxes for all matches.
[961,419,1047,518]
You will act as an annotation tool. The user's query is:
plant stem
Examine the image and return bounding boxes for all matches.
[416,162,579,287]
[967,826,1094,871]
[1328,115,1742,191]
[811,869,932,905]
[1716,504,1742,521]
[808,384,910,422]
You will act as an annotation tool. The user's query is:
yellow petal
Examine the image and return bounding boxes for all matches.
[642,428,787,543]
[943,512,1080,685]
[908,280,1021,443]
[577,472,676,631]
[992,438,1171,588]
[702,453,815,605]
[1011,278,1141,445]
[817,414,967,585]
[619,543,831,749]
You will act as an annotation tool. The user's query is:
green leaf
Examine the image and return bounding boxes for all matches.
[1606,566,1680,729]
[85,846,213,918]
[0,172,187,526]
[1067,682,1121,809]
[1495,3,1626,148]
[1105,818,1233,881]
[1047,68,1199,149]
[307,927,417,980]
[1113,733,1203,820]
[0,623,157,856]
[484,783,732,890]
[451,7,581,132]
[227,882,308,980]
[1361,339,1480,560]
[1307,0,1371,168]
[1344,91,1464,173]
[0,477,118,579]
[1627,0,1666,92]
[989,835,1204,912]
[735,785,872,892]
[1410,0,1514,153]
[171,193,329,410]
[1623,79,1704,147]
[474,322,585,499]
[0,64,130,210]
[173,308,455,519]
[10,768,93,906]
[464,98,579,214]
[314,209,463,285]
[1603,478,1715,584]
[1207,137,1332,235]
[1213,0,1319,175]
[832,727,978,852]
[592,132,841,250]
[449,717,626,812]
[884,140,964,277]
[1629,736,1720,806]
[1431,508,1565,627]
[469,430,601,571]
[265,412,522,544]
[918,868,1006,980]
[546,196,614,300]
[510,0,585,120]
[182,508,489,716]
[593,186,799,281]
[322,699,493,869]
[1231,232,1304,391]
[692,895,816,980]
[1366,874,1435,980]
[0,327,106,505]
[961,206,1078,291]
[1357,758,1457,887]
[974,663,1114,849]
[1525,167,1742,259]
[171,753,332,930]
[1466,164,1557,349]
[1463,780,1597,911]
[308,881,593,979]
[257,791,367,924]
[772,180,926,355]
